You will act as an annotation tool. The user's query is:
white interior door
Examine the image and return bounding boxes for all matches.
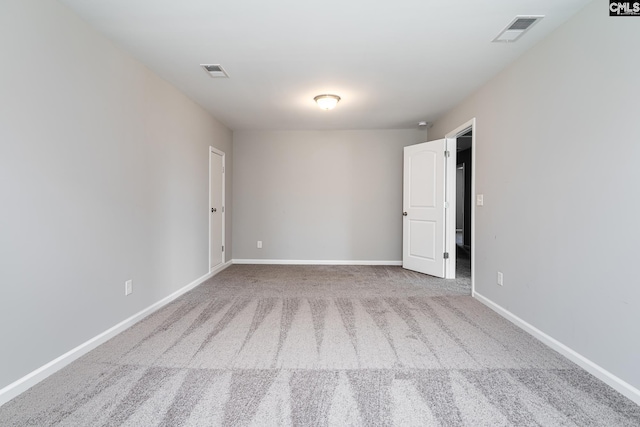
[403,139,447,277]
[209,148,224,270]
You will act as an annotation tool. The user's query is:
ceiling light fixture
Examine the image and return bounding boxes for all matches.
[314,94,341,110]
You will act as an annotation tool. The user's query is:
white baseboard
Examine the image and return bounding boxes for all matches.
[232,259,402,266]
[210,259,232,275]
[473,292,640,406]
[0,260,232,407]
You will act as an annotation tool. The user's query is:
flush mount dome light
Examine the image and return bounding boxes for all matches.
[314,94,341,110]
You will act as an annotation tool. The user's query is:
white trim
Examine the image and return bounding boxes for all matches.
[444,137,457,279]
[474,292,640,406]
[0,261,232,407]
[209,259,232,275]
[209,146,226,270]
[232,259,402,266]
[445,118,476,295]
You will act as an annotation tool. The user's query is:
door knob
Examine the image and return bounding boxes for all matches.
[402,212,408,216]
[211,208,217,212]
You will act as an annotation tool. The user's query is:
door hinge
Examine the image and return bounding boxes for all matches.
[222,166,225,173]
[443,252,449,259]
[444,202,449,209]
[222,245,225,252]
[444,150,450,158]
[222,206,225,213]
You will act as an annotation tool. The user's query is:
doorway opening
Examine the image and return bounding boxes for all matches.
[445,118,476,295]
[455,129,472,287]
[401,118,475,295]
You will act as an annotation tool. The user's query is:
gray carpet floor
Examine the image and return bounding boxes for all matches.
[1,265,639,426]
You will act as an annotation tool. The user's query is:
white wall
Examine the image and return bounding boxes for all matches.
[0,0,232,390]
[429,1,640,390]
[232,130,421,262]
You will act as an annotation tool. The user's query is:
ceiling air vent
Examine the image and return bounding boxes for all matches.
[492,15,544,43]
[201,64,229,78]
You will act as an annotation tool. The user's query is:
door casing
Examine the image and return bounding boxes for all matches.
[445,118,476,294]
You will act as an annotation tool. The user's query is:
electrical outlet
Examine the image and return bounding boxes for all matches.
[497,272,503,286]
[125,279,133,295]
[257,240,262,249]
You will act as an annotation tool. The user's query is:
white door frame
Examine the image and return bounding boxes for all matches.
[445,118,476,295]
[209,146,225,270]
[444,137,457,279]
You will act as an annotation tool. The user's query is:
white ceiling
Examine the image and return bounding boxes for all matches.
[58,0,591,131]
